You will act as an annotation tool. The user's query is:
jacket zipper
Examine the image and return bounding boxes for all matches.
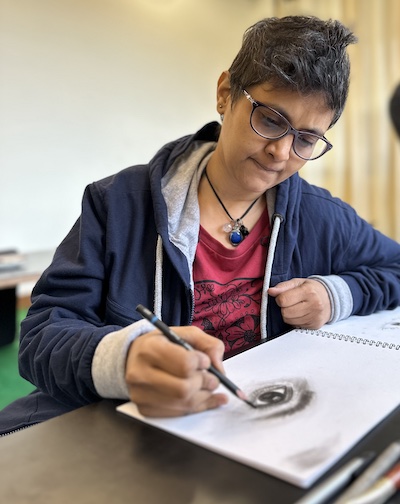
[0,423,38,437]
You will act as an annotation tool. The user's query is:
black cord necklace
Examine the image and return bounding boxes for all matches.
[204,169,261,246]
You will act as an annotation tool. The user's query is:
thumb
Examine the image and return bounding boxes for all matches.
[268,278,304,296]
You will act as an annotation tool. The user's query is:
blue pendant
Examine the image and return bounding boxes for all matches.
[229,229,243,246]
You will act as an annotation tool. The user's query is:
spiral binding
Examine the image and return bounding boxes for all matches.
[297,328,400,350]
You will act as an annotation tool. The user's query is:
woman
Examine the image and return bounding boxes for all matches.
[1,15,400,433]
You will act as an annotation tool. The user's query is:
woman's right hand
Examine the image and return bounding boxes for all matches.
[125,325,229,417]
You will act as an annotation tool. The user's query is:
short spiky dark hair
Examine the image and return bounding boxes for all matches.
[229,16,357,127]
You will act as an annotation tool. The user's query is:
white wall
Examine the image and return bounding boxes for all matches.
[0,0,274,253]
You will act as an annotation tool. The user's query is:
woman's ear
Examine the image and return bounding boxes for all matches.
[216,71,231,115]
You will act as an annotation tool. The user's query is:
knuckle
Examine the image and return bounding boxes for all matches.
[178,355,197,377]
[125,369,148,391]
[203,371,219,390]
[214,338,225,353]
[275,293,285,307]
[172,379,193,401]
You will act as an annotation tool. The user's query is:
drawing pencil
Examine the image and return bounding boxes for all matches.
[344,462,400,504]
[334,440,400,503]
[136,304,255,408]
[294,452,375,504]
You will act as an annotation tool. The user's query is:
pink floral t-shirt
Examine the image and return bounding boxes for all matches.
[192,207,270,357]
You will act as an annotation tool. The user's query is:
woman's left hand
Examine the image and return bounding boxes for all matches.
[268,278,331,329]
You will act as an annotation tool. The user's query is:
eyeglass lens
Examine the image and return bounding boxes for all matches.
[251,106,329,160]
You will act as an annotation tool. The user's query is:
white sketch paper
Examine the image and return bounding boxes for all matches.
[117,309,400,488]
[320,305,400,344]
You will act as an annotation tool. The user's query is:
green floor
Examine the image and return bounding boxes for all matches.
[0,309,35,410]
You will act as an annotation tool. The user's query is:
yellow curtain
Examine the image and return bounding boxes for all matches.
[271,0,400,240]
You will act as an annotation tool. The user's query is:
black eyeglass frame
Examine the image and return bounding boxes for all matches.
[242,89,333,161]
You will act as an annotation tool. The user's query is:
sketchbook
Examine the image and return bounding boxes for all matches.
[117,307,400,488]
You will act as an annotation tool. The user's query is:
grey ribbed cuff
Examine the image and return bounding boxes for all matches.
[309,275,353,324]
[92,319,155,399]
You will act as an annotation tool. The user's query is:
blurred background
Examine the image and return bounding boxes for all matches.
[1,0,399,255]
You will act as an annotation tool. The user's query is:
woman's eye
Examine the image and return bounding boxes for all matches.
[298,133,318,147]
[260,112,283,130]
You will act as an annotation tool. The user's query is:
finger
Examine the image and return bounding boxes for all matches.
[271,287,304,309]
[136,391,229,418]
[128,362,220,397]
[268,278,305,296]
[127,344,223,406]
[129,331,211,379]
[137,326,226,373]
[280,301,328,328]
[128,367,227,416]
[130,372,223,408]
[281,281,328,315]
[172,326,226,373]
[271,279,321,309]
[280,305,310,325]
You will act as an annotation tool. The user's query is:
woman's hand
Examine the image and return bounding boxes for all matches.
[268,278,331,329]
[125,326,228,417]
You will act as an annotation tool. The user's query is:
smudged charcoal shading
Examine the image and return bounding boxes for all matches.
[248,378,314,419]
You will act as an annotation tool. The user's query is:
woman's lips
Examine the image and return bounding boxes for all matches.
[252,157,281,173]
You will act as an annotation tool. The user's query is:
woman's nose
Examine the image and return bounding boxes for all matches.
[264,134,294,161]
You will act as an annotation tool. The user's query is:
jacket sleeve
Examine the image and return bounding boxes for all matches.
[328,203,400,316]
[340,223,400,315]
[293,183,400,320]
[19,182,124,408]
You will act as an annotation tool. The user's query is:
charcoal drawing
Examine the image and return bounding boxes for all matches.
[228,377,314,421]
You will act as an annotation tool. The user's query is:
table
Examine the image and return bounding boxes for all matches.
[1,400,400,503]
[0,250,54,346]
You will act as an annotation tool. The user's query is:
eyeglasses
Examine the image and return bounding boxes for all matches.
[242,90,333,161]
